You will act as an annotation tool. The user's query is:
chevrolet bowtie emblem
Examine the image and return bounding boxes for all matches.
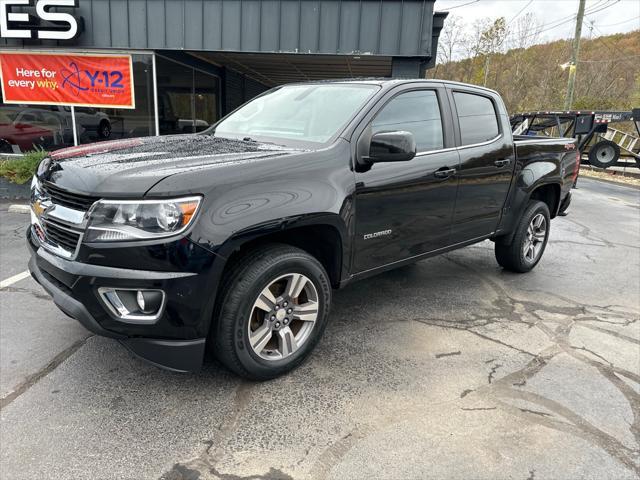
[32,199,46,218]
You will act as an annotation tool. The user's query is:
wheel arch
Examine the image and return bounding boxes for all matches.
[217,216,349,290]
[496,180,561,246]
[529,182,561,219]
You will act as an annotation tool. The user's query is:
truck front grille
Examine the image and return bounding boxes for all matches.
[42,182,100,211]
[41,218,82,255]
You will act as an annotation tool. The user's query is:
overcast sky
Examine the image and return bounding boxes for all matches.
[435,0,640,42]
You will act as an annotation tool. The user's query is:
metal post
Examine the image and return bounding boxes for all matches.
[152,53,160,136]
[70,106,78,146]
[564,0,586,111]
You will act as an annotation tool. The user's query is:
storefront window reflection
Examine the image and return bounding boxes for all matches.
[0,54,154,153]
[76,54,155,145]
[1,53,219,153]
[0,102,75,154]
[156,56,219,135]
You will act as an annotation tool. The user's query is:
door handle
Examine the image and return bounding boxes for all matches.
[494,159,511,168]
[434,167,457,178]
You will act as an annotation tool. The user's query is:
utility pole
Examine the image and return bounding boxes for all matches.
[564,0,586,110]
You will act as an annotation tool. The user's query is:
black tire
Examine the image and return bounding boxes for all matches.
[495,200,550,273]
[588,140,620,169]
[211,244,331,380]
[0,139,13,154]
[98,120,111,139]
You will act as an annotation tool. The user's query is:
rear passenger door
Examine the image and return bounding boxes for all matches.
[448,89,516,244]
[353,86,459,273]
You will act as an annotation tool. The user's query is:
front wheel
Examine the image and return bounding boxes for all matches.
[212,244,331,380]
[495,200,550,273]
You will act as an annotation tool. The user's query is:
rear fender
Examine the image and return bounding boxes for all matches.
[496,160,562,245]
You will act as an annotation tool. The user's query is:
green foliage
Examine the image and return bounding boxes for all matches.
[0,150,48,185]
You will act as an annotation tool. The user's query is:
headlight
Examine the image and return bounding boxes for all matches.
[85,196,201,242]
[31,174,40,192]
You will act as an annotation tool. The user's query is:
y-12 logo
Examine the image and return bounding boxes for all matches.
[0,0,81,40]
[61,61,125,95]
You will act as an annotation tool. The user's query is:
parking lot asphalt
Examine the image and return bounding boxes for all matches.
[0,177,638,480]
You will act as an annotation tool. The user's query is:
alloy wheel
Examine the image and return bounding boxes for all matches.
[247,273,319,361]
[523,213,547,263]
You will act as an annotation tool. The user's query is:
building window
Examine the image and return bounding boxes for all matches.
[0,101,75,154]
[76,54,155,145]
[156,56,220,135]
[0,54,155,153]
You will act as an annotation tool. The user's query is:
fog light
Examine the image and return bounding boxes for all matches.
[136,290,145,311]
[136,290,164,314]
[98,287,165,324]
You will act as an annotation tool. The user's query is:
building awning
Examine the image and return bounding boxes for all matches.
[192,52,393,87]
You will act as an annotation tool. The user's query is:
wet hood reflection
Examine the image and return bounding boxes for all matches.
[44,134,304,196]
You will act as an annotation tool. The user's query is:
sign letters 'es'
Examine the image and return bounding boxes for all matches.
[0,0,80,40]
[0,52,135,108]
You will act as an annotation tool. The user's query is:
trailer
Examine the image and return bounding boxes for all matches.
[510,109,640,169]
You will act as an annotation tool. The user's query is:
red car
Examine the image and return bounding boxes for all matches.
[0,109,72,153]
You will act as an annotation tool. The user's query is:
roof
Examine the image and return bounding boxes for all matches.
[278,78,500,94]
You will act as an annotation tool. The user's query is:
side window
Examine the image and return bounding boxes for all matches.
[371,90,444,152]
[453,92,500,146]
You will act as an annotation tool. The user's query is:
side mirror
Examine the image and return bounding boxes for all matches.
[367,130,416,163]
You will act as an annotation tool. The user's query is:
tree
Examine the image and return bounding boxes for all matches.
[509,13,543,51]
[478,17,507,86]
[435,15,467,78]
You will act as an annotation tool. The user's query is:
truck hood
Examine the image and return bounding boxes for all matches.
[41,134,304,196]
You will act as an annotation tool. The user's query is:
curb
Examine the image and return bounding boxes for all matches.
[578,176,640,191]
[8,204,30,214]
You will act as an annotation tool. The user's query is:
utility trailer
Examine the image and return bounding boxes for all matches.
[510,109,640,169]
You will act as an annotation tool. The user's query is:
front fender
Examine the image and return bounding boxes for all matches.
[215,212,351,261]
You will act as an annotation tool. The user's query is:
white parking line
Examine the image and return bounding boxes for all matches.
[0,271,31,289]
[7,204,30,214]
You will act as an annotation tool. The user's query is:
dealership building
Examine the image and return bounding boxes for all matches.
[0,0,446,153]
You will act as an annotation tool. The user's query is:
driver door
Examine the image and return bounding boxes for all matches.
[353,87,460,273]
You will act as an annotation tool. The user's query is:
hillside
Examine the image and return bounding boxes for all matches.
[429,30,639,114]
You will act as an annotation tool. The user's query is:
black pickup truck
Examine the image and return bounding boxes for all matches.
[28,79,579,379]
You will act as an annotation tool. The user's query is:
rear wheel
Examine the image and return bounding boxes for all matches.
[212,244,331,380]
[495,200,550,273]
[588,140,620,169]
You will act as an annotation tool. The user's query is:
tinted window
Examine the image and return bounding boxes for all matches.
[453,92,500,145]
[372,90,444,152]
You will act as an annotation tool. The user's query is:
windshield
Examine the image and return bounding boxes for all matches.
[211,84,379,145]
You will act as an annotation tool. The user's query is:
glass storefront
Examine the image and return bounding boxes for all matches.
[76,54,155,145]
[0,101,75,154]
[0,52,220,153]
[156,56,219,135]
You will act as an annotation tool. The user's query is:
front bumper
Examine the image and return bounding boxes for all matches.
[27,229,221,372]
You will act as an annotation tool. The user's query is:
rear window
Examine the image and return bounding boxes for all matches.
[453,92,500,146]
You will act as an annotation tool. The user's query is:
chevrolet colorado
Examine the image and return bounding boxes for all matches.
[27,80,578,379]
